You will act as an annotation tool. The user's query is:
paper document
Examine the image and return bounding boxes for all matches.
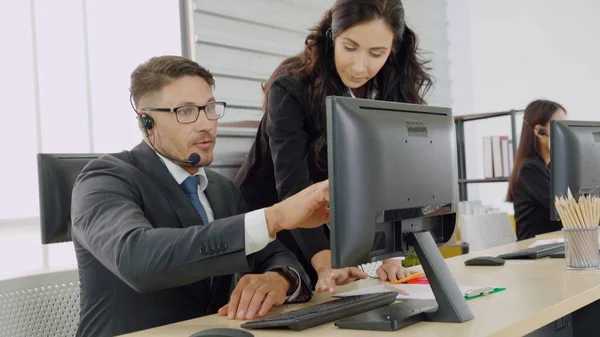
[528,238,564,248]
[335,284,504,301]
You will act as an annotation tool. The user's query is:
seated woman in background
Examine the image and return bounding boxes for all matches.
[506,99,567,240]
[235,0,433,292]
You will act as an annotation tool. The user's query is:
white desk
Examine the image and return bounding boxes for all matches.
[119,233,600,337]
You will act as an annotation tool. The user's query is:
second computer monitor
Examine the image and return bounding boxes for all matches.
[550,120,600,221]
[326,96,458,268]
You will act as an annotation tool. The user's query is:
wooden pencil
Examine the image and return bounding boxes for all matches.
[580,196,590,227]
[584,195,593,227]
[592,196,600,226]
[384,283,410,296]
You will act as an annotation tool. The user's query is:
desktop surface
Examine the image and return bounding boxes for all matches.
[118,233,600,337]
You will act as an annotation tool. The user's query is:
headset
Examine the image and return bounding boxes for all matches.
[130,94,201,167]
[138,113,154,137]
[130,93,156,137]
[524,119,547,137]
[523,118,550,166]
[537,127,547,136]
[325,28,333,56]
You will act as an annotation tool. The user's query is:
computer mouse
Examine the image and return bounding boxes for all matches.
[464,256,505,266]
[189,327,254,337]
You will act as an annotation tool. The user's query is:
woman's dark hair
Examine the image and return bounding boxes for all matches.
[262,0,433,170]
[506,99,566,202]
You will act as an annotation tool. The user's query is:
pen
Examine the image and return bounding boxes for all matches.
[387,272,425,285]
[384,283,410,295]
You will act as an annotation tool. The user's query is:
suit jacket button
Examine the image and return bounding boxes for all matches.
[218,242,227,251]
[211,244,219,253]
[200,246,207,255]
[206,246,214,254]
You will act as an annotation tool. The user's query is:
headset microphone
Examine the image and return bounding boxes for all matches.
[187,153,201,165]
[150,143,202,168]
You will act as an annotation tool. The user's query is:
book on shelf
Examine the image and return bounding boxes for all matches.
[483,135,514,179]
[458,200,501,216]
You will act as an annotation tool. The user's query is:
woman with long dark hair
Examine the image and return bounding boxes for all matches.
[235,0,433,292]
[507,99,567,240]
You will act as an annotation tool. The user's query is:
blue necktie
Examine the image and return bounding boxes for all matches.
[181,176,209,225]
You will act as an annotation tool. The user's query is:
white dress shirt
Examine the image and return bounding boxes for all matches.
[348,88,357,98]
[155,153,302,300]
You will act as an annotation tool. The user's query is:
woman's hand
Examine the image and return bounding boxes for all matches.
[311,249,367,293]
[315,266,368,293]
[376,258,412,282]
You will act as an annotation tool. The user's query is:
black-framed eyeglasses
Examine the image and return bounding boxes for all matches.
[142,102,226,123]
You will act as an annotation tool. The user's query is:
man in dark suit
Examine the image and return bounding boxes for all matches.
[71,55,330,337]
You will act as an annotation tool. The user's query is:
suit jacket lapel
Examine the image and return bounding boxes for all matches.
[204,170,230,219]
[129,141,203,228]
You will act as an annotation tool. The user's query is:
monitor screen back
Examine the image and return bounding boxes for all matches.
[550,120,600,220]
[327,96,458,267]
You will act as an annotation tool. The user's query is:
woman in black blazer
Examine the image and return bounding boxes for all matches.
[507,99,567,240]
[235,0,433,292]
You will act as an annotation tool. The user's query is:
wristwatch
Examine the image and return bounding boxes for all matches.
[271,266,300,296]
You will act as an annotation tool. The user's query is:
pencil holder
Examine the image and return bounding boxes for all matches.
[562,227,600,270]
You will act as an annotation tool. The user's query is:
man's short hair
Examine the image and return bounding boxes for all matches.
[130,55,214,108]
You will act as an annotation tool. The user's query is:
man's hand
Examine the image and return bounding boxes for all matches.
[376,258,412,282]
[218,272,290,320]
[315,266,368,294]
[265,180,330,237]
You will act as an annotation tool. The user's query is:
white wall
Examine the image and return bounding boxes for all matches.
[447,0,600,211]
[1,1,39,222]
[469,0,600,118]
[0,0,181,276]
[0,0,181,221]
[404,0,451,107]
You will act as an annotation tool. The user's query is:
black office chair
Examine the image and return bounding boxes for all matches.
[37,153,101,244]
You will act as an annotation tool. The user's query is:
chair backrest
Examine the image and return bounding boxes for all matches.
[0,268,80,337]
[460,212,517,251]
[37,153,101,244]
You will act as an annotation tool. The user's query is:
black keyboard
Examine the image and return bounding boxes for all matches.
[497,242,565,260]
[240,292,398,331]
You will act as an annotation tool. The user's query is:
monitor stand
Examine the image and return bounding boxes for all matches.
[335,231,474,331]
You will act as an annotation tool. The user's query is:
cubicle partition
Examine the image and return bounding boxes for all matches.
[0,268,80,337]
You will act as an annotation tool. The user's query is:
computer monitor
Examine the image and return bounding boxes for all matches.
[37,153,100,244]
[326,96,473,330]
[550,120,600,221]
